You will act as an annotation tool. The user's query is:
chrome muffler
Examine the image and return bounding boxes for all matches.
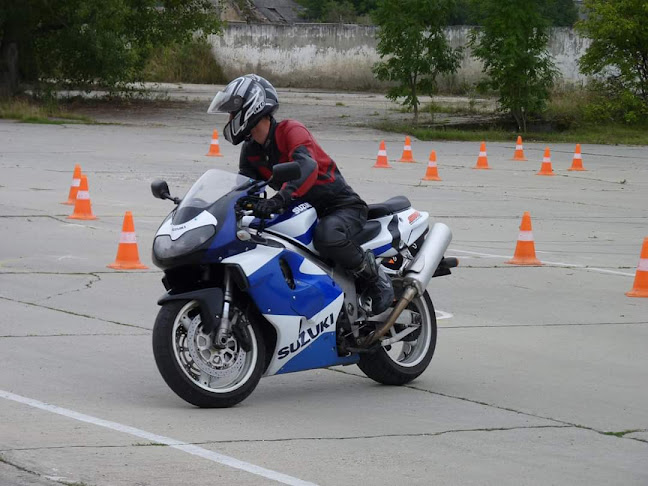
[366,222,452,345]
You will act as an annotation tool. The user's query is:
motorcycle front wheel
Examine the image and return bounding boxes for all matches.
[152,299,265,408]
[358,291,437,385]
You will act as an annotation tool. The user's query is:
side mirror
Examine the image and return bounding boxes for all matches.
[271,162,301,184]
[151,179,171,200]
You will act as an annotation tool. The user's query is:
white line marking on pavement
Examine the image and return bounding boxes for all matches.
[450,249,635,277]
[436,310,453,320]
[0,389,317,486]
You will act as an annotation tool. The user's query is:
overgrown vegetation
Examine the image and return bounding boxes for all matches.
[0,0,222,97]
[0,97,95,124]
[372,0,461,123]
[297,0,579,26]
[577,0,648,124]
[142,39,226,85]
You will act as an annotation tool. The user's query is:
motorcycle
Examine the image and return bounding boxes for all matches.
[150,162,457,408]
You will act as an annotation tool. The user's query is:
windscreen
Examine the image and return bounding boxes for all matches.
[172,170,249,225]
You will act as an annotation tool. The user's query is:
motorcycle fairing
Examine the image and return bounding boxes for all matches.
[222,245,358,376]
[250,202,318,251]
[357,208,430,257]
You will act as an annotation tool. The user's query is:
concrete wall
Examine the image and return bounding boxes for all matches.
[209,23,590,91]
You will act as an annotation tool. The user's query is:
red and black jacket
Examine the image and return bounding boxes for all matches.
[239,118,366,216]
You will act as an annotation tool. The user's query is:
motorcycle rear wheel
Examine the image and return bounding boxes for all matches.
[152,299,265,408]
[358,291,437,385]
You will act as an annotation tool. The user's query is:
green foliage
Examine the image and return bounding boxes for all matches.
[469,0,557,131]
[296,0,377,22]
[577,0,648,121]
[372,0,461,122]
[0,0,221,95]
[142,38,226,84]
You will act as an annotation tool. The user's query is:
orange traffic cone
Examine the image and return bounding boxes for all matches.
[568,144,586,171]
[537,147,555,176]
[422,150,441,181]
[474,141,490,169]
[108,211,148,270]
[68,174,97,220]
[373,140,391,168]
[512,136,527,161]
[62,164,82,205]
[626,237,648,297]
[398,136,415,163]
[506,212,542,265]
[206,129,223,157]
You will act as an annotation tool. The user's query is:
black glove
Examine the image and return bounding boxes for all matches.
[253,194,285,219]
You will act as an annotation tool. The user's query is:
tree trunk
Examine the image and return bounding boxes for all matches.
[412,77,418,124]
[0,22,20,98]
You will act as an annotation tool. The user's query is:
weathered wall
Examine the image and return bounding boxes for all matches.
[209,23,590,91]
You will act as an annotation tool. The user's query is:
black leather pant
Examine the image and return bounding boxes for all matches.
[313,205,368,269]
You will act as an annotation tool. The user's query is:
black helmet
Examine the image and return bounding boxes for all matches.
[207,74,279,145]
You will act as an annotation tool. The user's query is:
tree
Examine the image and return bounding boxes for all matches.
[449,0,579,27]
[0,0,221,98]
[578,0,648,110]
[469,0,557,132]
[296,0,377,23]
[372,0,461,123]
[542,0,579,27]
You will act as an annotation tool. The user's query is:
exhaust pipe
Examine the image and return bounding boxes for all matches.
[366,222,452,346]
[402,222,453,294]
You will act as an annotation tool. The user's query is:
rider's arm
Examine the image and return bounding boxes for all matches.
[238,142,270,180]
[276,124,318,201]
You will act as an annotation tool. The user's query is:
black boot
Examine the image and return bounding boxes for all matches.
[352,252,395,315]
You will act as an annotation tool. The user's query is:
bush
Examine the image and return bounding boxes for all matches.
[142,39,226,85]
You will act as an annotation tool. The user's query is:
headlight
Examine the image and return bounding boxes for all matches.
[153,225,216,260]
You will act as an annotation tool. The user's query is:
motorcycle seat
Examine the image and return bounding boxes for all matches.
[367,196,411,219]
[351,220,382,245]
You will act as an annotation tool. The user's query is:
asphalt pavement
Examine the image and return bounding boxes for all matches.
[1,89,647,485]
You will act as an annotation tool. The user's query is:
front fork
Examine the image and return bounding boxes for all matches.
[214,267,234,348]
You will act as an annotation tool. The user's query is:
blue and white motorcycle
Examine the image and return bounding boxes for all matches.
[150,163,457,408]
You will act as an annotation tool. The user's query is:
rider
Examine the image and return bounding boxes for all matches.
[207,74,394,316]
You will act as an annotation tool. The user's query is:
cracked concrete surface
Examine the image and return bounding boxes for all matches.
[1,89,647,485]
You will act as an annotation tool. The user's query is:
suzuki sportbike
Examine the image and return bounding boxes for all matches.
[150,163,457,407]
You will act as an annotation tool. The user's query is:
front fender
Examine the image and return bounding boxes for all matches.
[157,288,224,334]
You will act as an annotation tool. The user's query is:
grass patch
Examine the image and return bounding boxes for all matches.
[0,98,95,124]
[602,429,643,438]
[142,38,226,84]
[371,120,648,145]
[335,102,346,107]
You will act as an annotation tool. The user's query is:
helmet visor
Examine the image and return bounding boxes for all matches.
[207,91,244,114]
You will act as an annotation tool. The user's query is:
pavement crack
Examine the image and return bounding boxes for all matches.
[326,368,648,444]
[0,333,150,338]
[0,295,150,331]
[0,454,66,485]
[0,426,571,453]
[441,321,648,329]
[39,273,102,302]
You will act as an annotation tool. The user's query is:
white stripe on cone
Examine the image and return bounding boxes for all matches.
[517,231,534,241]
[543,157,551,162]
[72,179,81,187]
[119,232,137,244]
[479,151,487,157]
[516,145,523,150]
[428,161,437,167]
[403,145,411,150]
[211,139,220,145]
[76,191,89,200]
[637,259,648,272]
[378,150,387,156]
[573,154,582,159]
